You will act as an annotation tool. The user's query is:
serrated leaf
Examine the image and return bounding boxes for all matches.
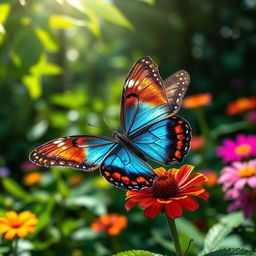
[113,250,165,256]
[203,248,256,256]
[200,212,244,255]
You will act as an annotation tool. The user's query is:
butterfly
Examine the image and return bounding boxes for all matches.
[29,56,191,190]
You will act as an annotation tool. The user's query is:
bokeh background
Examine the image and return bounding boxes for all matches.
[0,0,256,255]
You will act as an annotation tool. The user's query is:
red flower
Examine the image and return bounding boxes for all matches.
[125,165,209,219]
[91,213,127,235]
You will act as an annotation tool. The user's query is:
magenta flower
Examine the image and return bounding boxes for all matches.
[217,134,256,163]
[218,160,256,191]
[225,188,256,218]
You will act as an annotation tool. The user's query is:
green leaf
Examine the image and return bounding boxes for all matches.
[22,54,62,99]
[137,0,155,5]
[35,28,58,52]
[49,90,87,109]
[30,197,56,237]
[0,3,11,24]
[66,0,132,29]
[176,217,204,246]
[203,248,256,256]
[49,15,88,28]
[22,73,41,99]
[1,177,32,202]
[200,212,244,255]
[13,27,43,69]
[113,250,165,256]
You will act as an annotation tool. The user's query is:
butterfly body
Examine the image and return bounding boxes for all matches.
[112,131,147,162]
[30,56,191,190]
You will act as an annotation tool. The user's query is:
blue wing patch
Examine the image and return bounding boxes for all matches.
[131,116,191,165]
[100,146,156,190]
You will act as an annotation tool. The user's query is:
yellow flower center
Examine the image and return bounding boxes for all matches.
[235,144,251,156]
[152,174,179,198]
[238,167,256,177]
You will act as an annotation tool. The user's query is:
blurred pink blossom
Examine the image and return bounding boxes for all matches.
[225,189,256,219]
[21,161,38,172]
[218,160,256,191]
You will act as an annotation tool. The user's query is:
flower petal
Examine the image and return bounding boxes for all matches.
[154,167,167,176]
[18,211,33,223]
[143,202,162,219]
[0,224,10,234]
[179,173,207,191]
[175,165,194,185]
[6,211,18,221]
[125,199,139,211]
[178,197,199,211]
[4,228,17,240]
[17,227,28,238]
[165,201,183,219]
[139,198,156,208]
[180,187,209,200]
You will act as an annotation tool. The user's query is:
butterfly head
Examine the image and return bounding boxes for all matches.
[112,131,120,139]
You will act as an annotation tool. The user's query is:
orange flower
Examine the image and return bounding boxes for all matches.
[201,170,217,188]
[91,213,127,235]
[23,172,43,185]
[191,135,205,151]
[226,97,256,115]
[125,165,209,219]
[0,211,38,240]
[183,93,212,108]
[68,174,84,186]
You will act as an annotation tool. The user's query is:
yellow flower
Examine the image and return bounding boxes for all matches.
[0,211,38,240]
[23,172,43,186]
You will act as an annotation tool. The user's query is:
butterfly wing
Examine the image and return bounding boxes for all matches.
[131,116,191,165]
[121,56,171,136]
[29,136,118,171]
[163,70,190,115]
[100,145,156,190]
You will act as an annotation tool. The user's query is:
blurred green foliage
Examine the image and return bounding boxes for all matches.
[0,0,256,255]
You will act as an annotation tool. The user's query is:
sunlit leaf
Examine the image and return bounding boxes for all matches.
[199,212,244,255]
[113,250,166,256]
[49,90,87,109]
[35,28,59,52]
[0,3,11,24]
[22,73,41,99]
[65,0,133,29]
[137,0,155,5]
[203,248,256,256]
[22,54,62,99]
[49,15,88,28]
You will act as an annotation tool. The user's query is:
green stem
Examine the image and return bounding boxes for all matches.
[195,107,209,140]
[12,237,18,256]
[165,215,183,256]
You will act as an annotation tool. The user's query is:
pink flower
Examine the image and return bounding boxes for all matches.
[217,134,256,163]
[218,160,256,191]
[225,189,256,219]
[21,161,38,172]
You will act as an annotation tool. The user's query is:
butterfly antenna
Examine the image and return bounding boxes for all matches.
[102,117,114,132]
